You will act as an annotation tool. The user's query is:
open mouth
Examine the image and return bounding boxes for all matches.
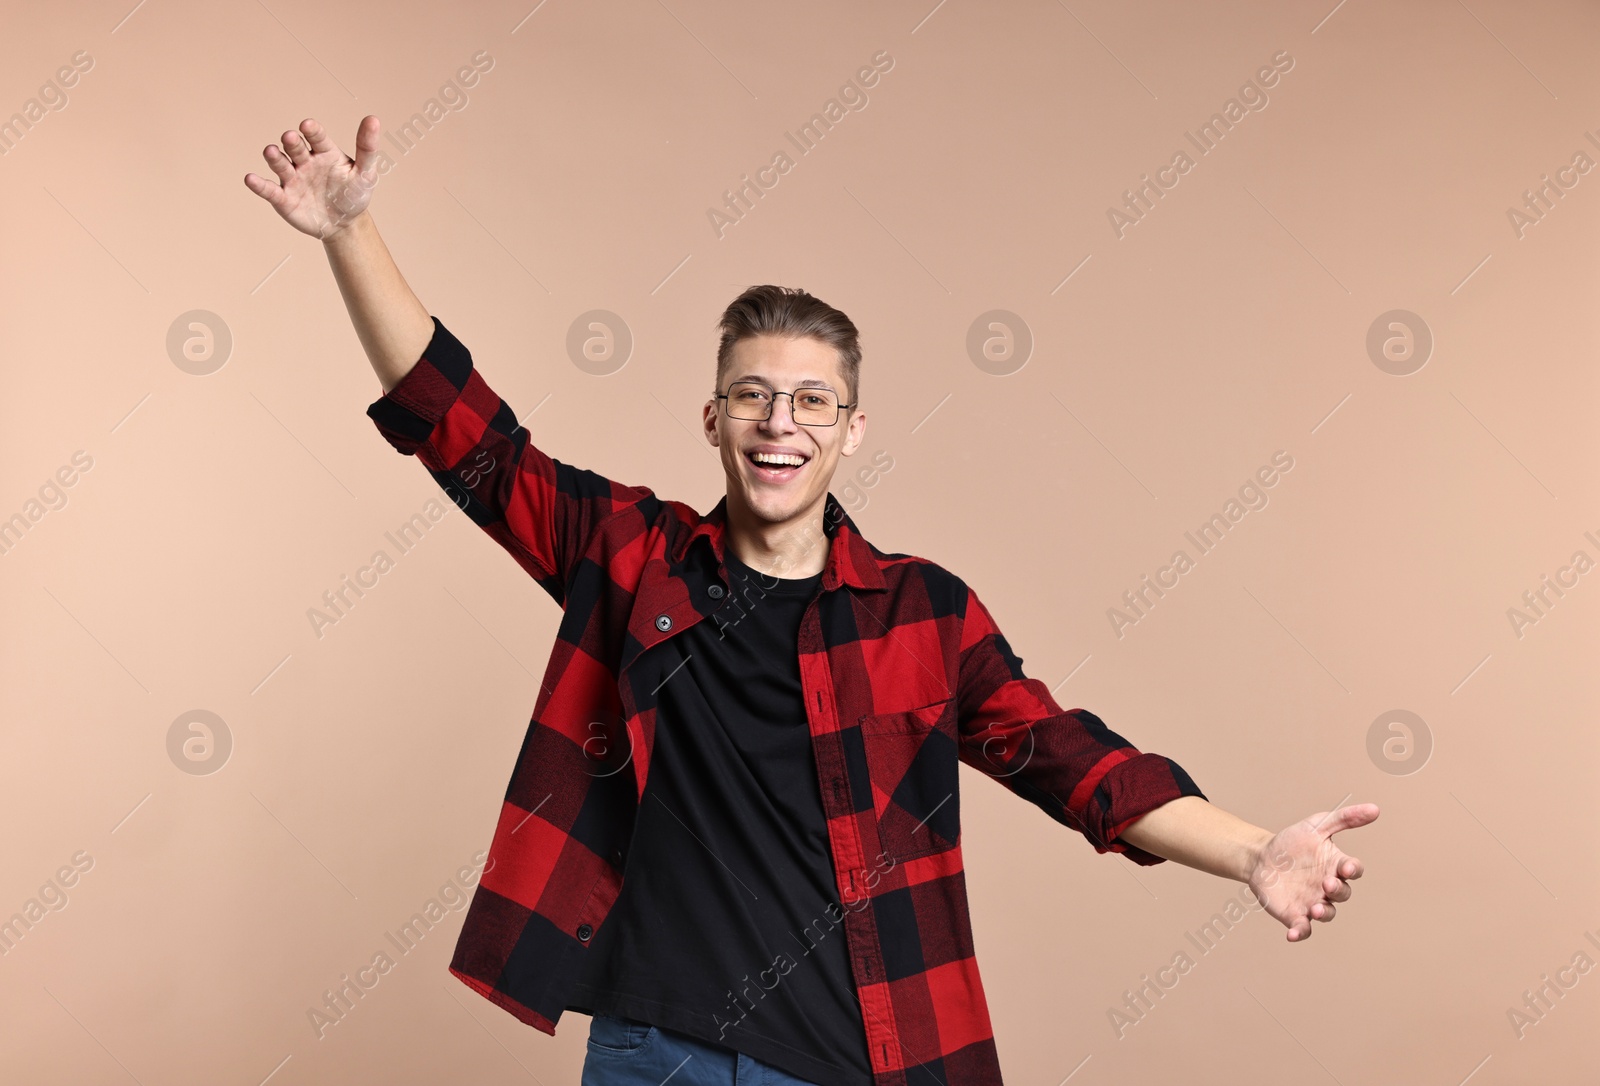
[745,450,810,484]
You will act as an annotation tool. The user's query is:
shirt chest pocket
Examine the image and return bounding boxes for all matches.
[858,696,960,862]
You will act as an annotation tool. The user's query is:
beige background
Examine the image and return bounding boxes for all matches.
[2,0,1597,1082]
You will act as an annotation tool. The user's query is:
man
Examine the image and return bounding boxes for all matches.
[246,116,1378,1086]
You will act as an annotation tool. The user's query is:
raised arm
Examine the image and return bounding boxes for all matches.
[243,115,431,390]
[245,116,656,607]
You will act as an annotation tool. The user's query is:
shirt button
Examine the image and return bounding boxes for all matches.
[707,584,724,599]
[655,614,672,631]
[577,923,593,941]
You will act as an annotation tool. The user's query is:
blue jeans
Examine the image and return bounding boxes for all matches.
[579,1014,824,1086]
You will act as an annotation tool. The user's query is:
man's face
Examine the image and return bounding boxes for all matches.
[703,333,866,531]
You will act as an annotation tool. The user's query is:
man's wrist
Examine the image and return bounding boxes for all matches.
[321,208,373,248]
[1239,825,1277,884]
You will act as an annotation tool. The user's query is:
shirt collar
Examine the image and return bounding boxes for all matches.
[687,491,886,593]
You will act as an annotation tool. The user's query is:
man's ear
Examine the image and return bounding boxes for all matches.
[842,407,866,456]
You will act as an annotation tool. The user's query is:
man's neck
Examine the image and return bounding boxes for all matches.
[723,494,830,580]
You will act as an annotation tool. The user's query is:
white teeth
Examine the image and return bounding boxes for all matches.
[751,452,806,467]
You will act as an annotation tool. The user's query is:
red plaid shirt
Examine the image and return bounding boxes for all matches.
[366,316,1206,1084]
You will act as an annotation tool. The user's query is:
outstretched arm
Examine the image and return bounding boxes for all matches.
[1118,796,1379,942]
[951,581,1380,943]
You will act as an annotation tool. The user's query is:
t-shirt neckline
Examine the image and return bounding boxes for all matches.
[722,548,823,596]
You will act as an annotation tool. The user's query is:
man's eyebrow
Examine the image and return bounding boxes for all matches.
[730,374,836,390]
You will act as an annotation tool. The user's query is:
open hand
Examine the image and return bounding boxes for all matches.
[1248,802,1378,942]
[243,116,383,240]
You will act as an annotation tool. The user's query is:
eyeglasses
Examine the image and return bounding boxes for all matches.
[716,381,856,427]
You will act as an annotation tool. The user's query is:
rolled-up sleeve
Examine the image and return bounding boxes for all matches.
[954,583,1206,865]
[366,315,655,608]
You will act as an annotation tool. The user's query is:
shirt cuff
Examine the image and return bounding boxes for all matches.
[1097,752,1208,866]
[365,315,474,456]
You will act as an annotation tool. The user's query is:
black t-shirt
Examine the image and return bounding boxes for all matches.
[568,545,873,1086]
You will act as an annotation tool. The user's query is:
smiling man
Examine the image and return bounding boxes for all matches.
[710,326,863,575]
[247,116,1379,1086]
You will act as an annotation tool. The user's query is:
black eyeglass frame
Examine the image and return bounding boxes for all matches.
[714,382,858,427]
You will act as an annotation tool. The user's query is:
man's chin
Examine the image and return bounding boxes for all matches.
[737,487,815,524]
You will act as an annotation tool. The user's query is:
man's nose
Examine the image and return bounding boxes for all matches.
[762,397,799,432]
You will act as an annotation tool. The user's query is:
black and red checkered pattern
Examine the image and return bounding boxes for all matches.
[365,316,1207,1084]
